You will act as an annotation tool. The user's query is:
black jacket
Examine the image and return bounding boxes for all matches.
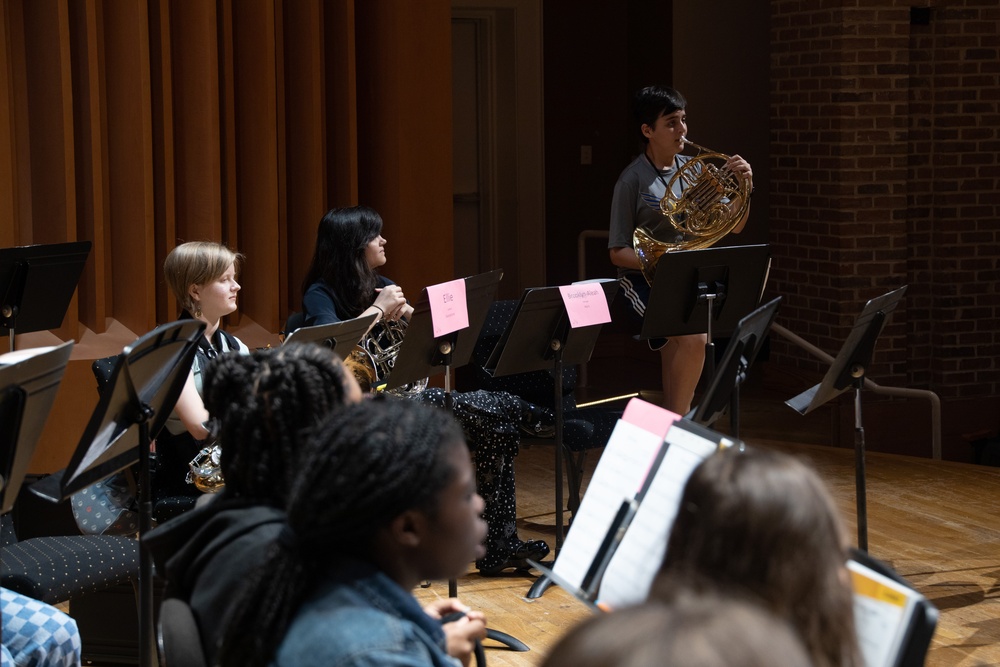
[144,492,285,664]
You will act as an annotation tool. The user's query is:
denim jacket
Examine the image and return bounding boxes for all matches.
[274,559,460,667]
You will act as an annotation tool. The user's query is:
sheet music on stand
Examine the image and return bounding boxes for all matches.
[535,398,740,611]
[0,342,75,514]
[281,314,377,357]
[848,557,937,667]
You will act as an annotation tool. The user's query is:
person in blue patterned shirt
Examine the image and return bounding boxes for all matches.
[1,587,81,667]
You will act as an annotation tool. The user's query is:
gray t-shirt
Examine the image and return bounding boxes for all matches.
[608,153,694,278]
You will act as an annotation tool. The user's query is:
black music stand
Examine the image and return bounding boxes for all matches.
[1,241,92,352]
[31,320,206,667]
[689,296,782,437]
[386,269,503,391]
[281,314,377,357]
[381,271,528,652]
[641,244,770,384]
[785,286,907,552]
[484,280,618,600]
[0,342,75,515]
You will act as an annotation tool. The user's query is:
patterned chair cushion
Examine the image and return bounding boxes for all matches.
[1,534,138,605]
[153,496,197,524]
[1,514,16,548]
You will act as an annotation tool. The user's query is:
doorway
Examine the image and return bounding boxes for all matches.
[451,2,545,298]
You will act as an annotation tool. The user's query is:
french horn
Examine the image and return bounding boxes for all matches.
[186,317,428,495]
[349,318,428,397]
[633,137,752,285]
[186,443,225,493]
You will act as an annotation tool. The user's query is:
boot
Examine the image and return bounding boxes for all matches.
[518,400,555,438]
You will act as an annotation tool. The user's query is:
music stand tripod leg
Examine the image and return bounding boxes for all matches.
[854,381,868,552]
[526,345,565,601]
[441,366,528,652]
[553,345,565,551]
[137,416,157,667]
[486,629,530,652]
[444,368,459,601]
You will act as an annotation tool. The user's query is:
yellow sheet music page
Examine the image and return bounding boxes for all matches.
[848,560,916,667]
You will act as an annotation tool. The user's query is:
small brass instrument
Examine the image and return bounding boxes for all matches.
[186,318,427,495]
[633,137,752,285]
[350,318,428,397]
[186,443,225,493]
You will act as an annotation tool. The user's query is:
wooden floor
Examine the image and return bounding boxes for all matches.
[414,384,1000,666]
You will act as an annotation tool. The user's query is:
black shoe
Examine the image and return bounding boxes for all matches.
[519,402,555,438]
[478,540,551,576]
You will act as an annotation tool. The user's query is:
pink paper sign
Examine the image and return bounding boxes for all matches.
[425,278,469,337]
[558,284,612,328]
[621,397,679,438]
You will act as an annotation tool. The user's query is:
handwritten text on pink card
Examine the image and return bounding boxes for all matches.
[426,279,469,337]
[558,284,612,328]
[621,397,680,438]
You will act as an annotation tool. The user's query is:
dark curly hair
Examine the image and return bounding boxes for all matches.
[200,343,356,506]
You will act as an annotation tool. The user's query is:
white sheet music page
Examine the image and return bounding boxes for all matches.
[596,421,720,609]
[848,560,920,667]
[550,418,664,593]
[0,346,59,365]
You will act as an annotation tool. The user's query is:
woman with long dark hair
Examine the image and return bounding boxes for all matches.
[300,205,551,575]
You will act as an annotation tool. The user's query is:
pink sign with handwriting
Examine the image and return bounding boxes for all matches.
[558,284,612,328]
[426,279,469,337]
[621,397,679,438]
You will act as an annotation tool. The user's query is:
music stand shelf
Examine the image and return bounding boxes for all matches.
[640,244,771,384]
[385,269,504,392]
[1,241,92,353]
[481,281,619,600]
[785,285,907,552]
[1,342,75,515]
[689,296,782,438]
[30,320,207,667]
[281,314,377,357]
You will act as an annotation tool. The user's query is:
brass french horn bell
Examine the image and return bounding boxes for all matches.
[633,137,752,286]
[350,318,428,397]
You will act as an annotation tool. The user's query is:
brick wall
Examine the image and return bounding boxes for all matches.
[769,1,1000,408]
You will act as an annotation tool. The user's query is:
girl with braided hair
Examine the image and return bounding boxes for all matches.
[301,205,551,575]
[204,344,363,505]
[650,447,859,667]
[145,344,362,666]
[218,398,488,667]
